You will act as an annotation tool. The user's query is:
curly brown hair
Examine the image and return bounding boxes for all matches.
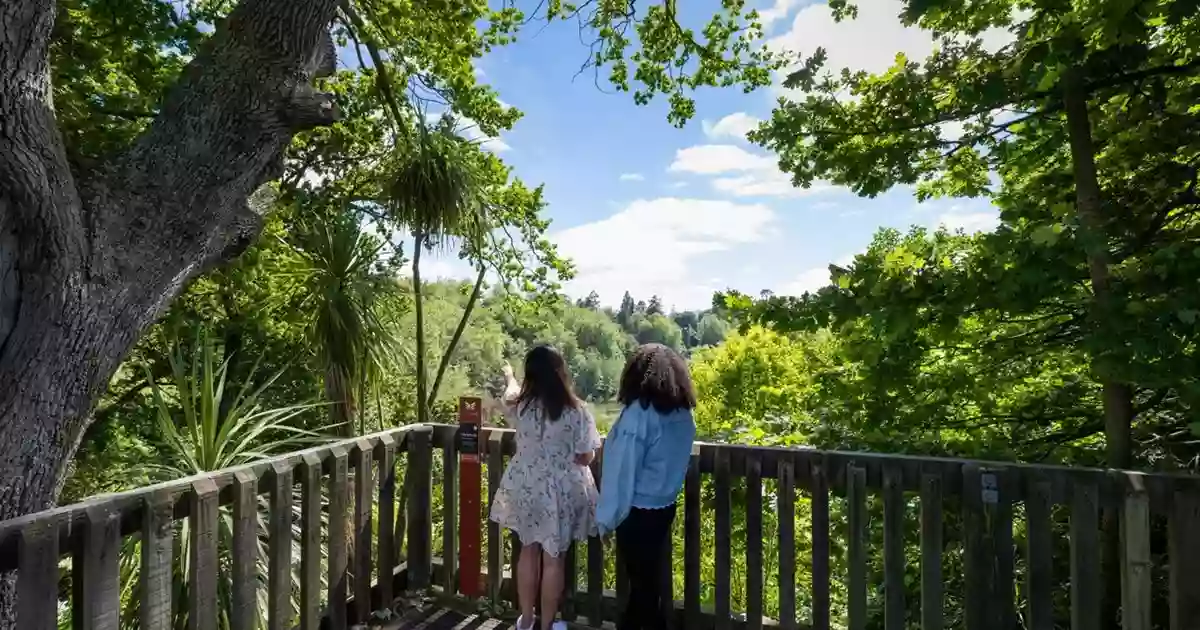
[617,343,696,414]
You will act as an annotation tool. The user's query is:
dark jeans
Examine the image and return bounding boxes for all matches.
[615,503,677,630]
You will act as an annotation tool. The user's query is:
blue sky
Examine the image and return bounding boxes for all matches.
[417,0,1008,311]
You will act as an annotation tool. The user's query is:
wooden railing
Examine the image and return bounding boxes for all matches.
[2,422,1199,630]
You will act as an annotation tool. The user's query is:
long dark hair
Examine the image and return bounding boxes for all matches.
[617,343,696,414]
[516,344,582,421]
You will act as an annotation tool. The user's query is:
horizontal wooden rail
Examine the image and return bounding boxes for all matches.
[423,423,1200,630]
[5,421,1200,630]
[0,426,417,573]
[426,424,1200,510]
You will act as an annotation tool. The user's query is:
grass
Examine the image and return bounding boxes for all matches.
[590,400,623,433]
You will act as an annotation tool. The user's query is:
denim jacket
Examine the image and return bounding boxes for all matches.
[595,403,696,535]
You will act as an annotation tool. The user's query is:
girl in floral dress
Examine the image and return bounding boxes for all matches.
[490,345,601,630]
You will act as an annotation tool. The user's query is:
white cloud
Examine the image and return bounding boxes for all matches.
[619,173,645,182]
[712,172,831,197]
[756,0,803,29]
[669,144,831,198]
[459,121,511,153]
[783,267,834,295]
[670,144,776,174]
[702,112,762,142]
[552,198,776,310]
[767,0,1015,97]
[937,210,999,233]
[782,254,856,296]
[425,111,511,153]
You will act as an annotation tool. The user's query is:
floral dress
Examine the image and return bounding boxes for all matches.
[489,401,602,557]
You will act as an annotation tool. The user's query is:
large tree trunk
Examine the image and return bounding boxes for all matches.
[1062,66,1136,467]
[1062,65,1135,630]
[0,0,339,533]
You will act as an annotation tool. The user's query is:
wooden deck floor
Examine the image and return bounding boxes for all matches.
[386,606,600,630]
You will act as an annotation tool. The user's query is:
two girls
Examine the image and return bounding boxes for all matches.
[490,343,696,630]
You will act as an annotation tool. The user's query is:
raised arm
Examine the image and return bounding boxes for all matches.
[501,362,520,406]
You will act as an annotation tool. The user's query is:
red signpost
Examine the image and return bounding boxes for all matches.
[457,396,483,597]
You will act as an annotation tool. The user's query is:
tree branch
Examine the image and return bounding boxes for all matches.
[89,0,340,289]
[0,0,87,286]
[426,264,487,407]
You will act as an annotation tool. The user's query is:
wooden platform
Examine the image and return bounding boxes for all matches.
[386,606,514,629]
[385,606,600,630]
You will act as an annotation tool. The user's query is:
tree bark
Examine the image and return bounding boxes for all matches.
[427,264,487,408]
[1062,64,1134,630]
[1062,66,1135,469]
[412,230,429,425]
[0,0,339,536]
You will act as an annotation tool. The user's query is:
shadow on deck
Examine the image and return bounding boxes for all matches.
[386,605,522,630]
[2,421,1200,630]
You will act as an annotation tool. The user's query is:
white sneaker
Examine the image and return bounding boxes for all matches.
[515,615,536,630]
[550,622,567,630]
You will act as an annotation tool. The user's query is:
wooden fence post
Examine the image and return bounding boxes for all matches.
[407,425,434,589]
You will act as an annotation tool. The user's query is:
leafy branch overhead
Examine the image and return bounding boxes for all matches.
[730,0,1200,472]
[753,0,1199,198]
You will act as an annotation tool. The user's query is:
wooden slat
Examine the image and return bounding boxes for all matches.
[377,435,397,608]
[408,426,434,590]
[1070,480,1101,630]
[882,464,905,630]
[511,531,524,608]
[328,447,351,630]
[961,465,989,630]
[139,490,174,630]
[777,459,796,630]
[300,452,323,630]
[80,503,121,630]
[587,530,604,625]
[1024,478,1053,630]
[746,457,764,630]
[994,470,1015,630]
[963,467,1014,630]
[0,426,416,574]
[18,516,59,630]
[230,471,259,630]
[563,542,578,621]
[588,446,605,625]
[189,479,220,630]
[1121,489,1151,630]
[846,464,867,630]
[71,532,83,630]
[714,447,733,630]
[269,460,294,630]
[684,452,702,629]
[441,435,458,595]
[1169,487,1200,630]
[810,460,830,630]
[920,473,943,630]
[487,430,504,602]
[351,442,373,622]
